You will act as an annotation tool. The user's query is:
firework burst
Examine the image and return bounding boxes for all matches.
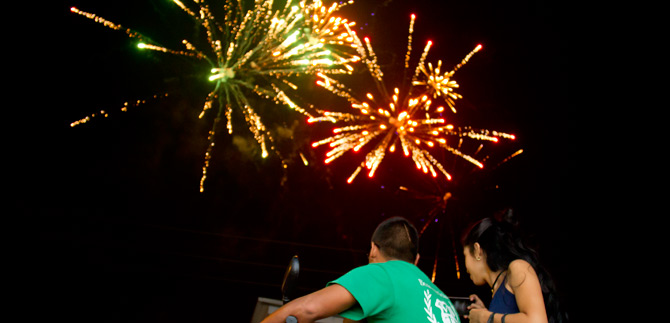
[413,43,482,114]
[309,14,515,183]
[70,0,361,191]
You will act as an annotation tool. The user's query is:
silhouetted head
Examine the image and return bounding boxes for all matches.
[370,216,419,264]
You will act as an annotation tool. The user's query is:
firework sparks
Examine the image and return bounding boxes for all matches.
[69,93,170,127]
[70,0,360,191]
[309,14,514,183]
[412,43,481,113]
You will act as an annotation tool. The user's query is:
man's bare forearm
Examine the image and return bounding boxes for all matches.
[260,285,356,323]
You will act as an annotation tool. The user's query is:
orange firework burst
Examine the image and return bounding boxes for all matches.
[309,14,514,183]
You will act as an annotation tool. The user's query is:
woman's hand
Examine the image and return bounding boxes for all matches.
[466,308,493,323]
[464,294,488,322]
[467,294,485,310]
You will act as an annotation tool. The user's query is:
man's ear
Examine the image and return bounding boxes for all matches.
[414,253,420,266]
[370,241,378,256]
[369,242,382,263]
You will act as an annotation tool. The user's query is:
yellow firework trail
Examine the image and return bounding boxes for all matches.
[70,0,361,191]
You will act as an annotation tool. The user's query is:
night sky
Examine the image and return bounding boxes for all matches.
[36,0,572,321]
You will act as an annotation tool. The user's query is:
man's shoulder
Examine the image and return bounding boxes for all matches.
[334,263,389,283]
[350,260,411,273]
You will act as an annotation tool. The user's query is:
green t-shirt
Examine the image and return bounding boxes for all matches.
[327,260,460,323]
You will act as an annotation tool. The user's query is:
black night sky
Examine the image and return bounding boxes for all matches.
[35,0,572,321]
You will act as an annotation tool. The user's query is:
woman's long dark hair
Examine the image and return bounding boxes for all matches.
[461,212,567,323]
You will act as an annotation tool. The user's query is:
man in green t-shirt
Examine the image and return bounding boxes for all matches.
[261,216,460,323]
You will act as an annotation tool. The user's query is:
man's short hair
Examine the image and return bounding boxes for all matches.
[371,216,419,263]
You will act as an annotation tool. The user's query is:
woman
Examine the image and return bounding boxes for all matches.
[461,215,566,323]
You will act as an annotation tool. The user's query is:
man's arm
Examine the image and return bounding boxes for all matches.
[260,284,357,323]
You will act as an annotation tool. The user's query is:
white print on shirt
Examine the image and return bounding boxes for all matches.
[424,289,439,323]
[420,280,458,323]
[435,298,458,323]
[418,279,448,299]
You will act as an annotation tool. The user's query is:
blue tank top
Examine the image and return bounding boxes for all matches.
[489,277,519,314]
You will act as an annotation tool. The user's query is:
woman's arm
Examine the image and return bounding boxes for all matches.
[467,260,548,323]
[260,284,357,323]
[502,259,548,323]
